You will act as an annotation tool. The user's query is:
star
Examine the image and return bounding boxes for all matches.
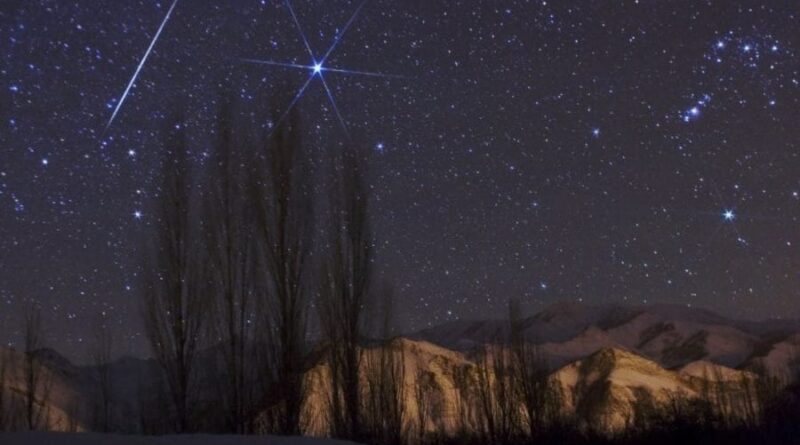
[682,94,711,122]
[722,209,735,221]
[133,210,143,220]
[240,0,403,134]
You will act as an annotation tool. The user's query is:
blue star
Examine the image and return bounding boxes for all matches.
[681,95,711,122]
[722,209,735,221]
[240,0,403,134]
[133,210,143,220]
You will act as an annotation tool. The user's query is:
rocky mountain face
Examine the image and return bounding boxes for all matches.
[1,303,798,435]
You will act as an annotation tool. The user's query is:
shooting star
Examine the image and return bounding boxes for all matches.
[105,0,179,131]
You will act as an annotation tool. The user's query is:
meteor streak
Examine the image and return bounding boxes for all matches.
[105,0,179,130]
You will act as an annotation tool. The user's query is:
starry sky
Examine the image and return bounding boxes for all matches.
[2,0,800,359]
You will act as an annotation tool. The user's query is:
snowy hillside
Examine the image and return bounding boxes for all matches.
[413,302,800,374]
[2,302,798,437]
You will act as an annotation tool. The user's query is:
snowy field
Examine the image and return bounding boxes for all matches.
[0,432,362,445]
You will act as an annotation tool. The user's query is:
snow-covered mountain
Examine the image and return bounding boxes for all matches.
[413,302,800,373]
[1,302,798,436]
[552,347,758,432]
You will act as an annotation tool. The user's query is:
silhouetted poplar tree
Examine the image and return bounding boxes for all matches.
[319,146,373,440]
[252,115,314,435]
[142,122,205,433]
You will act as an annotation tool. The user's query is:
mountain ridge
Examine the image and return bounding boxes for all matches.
[2,302,799,435]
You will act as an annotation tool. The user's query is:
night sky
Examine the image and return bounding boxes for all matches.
[2,0,800,359]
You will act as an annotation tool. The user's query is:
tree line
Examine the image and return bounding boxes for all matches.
[137,99,383,440]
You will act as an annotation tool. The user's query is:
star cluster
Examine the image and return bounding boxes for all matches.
[1,1,800,358]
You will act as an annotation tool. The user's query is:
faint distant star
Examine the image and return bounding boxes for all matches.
[133,210,143,220]
[592,128,600,138]
[375,142,385,153]
[41,158,48,166]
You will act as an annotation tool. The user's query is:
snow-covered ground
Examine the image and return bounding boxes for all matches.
[0,432,362,445]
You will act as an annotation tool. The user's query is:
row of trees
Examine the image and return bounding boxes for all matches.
[135,103,562,444]
[438,300,561,445]
[139,100,381,440]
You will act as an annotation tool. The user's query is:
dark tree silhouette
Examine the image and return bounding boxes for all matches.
[474,343,516,445]
[142,122,205,433]
[23,302,49,431]
[91,311,114,432]
[319,146,373,440]
[364,283,407,445]
[0,343,8,431]
[251,115,315,435]
[508,298,557,438]
[413,368,439,444]
[203,99,259,433]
